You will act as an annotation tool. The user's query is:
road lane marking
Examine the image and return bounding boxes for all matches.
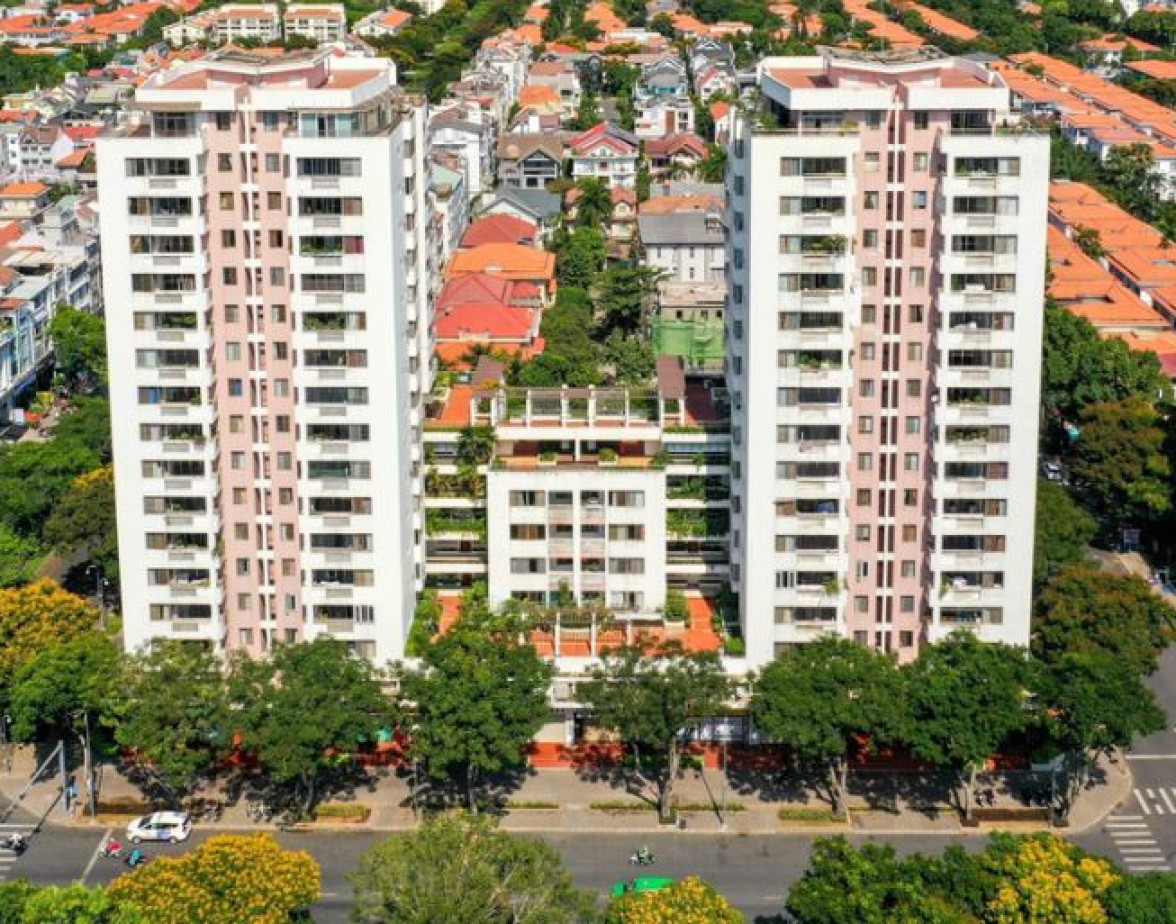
[1158,789,1176,814]
[1134,790,1155,814]
[1127,755,1176,759]
[80,829,110,885]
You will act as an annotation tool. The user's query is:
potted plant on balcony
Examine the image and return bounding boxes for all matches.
[662,590,688,637]
[598,447,618,467]
[538,451,557,467]
[822,576,841,596]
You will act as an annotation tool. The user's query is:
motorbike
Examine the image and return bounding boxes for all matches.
[100,837,123,859]
[1,833,27,855]
[124,848,149,869]
[628,849,655,866]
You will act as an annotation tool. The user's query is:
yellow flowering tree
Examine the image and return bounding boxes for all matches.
[607,877,743,924]
[981,832,1118,924]
[0,579,98,703]
[108,834,320,924]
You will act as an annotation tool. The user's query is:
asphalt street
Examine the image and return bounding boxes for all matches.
[2,823,978,923]
[1072,644,1176,873]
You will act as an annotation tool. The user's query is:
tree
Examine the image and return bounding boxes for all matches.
[1037,649,1165,819]
[1102,143,1163,220]
[229,638,393,817]
[1033,479,1096,586]
[49,305,106,393]
[902,632,1032,822]
[1103,872,1176,924]
[108,834,319,924]
[1071,397,1171,527]
[0,579,98,707]
[1073,225,1107,260]
[786,837,968,924]
[1033,563,1175,677]
[607,876,742,924]
[554,226,607,290]
[352,813,594,924]
[43,464,117,579]
[52,397,112,460]
[9,631,122,798]
[1040,304,1169,436]
[580,642,732,818]
[0,523,42,588]
[513,287,601,387]
[603,332,654,383]
[573,177,612,228]
[978,832,1117,924]
[405,620,552,810]
[113,641,230,805]
[596,266,662,338]
[698,144,727,183]
[751,636,902,817]
[17,884,142,924]
[0,439,102,538]
[455,426,495,467]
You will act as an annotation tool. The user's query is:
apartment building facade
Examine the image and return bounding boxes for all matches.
[727,48,1048,667]
[423,359,731,666]
[97,49,431,663]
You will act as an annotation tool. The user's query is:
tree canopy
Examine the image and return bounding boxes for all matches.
[107,834,319,924]
[1033,479,1096,586]
[580,642,732,817]
[1071,397,1171,527]
[113,641,230,804]
[901,632,1032,820]
[752,635,902,816]
[43,464,118,580]
[404,618,552,810]
[1033,563,1175,677]
[351,813,594,924]
[49,306,107,393]
[0,579,98,707]
[229,638,392,816]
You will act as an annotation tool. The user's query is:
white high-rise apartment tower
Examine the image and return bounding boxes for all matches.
[726,48,1048,667]
[97,49,431,663]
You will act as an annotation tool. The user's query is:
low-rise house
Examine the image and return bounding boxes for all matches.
[636,55,688,99]
[480,187,563,233]
[434,273,543,367]
[353,7,413,39]
[693,62,737,100]
[527,60,581,114]
[638,197,726,284]
[644,132,708,178]
[447,243,556,304]
[16,124,70,179]
[497,134,563,190]
[431,153,470,263]
[635,95,694,138]
[283,4,346,43]
[568,121,639,190]
[431,103,496,199]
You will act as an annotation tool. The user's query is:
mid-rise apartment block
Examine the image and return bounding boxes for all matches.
[727,48,1048,667]
[97,49,430,662]
[423,357,730,667]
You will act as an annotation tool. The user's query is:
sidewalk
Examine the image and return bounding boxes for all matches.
[0,745,1132,838]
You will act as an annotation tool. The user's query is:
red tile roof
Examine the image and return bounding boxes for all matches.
[460,214,539,248]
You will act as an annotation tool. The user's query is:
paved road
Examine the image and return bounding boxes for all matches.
[3,823,980,923]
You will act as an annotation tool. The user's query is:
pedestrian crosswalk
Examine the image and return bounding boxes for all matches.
[1134,787,1176,815]
[0,823,33,883]
[1105,813,1171,872]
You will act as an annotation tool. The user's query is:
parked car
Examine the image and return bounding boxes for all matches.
[610,876,675,899]
[126,811,191,844]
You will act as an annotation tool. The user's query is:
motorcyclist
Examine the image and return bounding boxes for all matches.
[125,848,146,868]
[101,835,123,857]
[3,832,26,853]
[636,845,653,865]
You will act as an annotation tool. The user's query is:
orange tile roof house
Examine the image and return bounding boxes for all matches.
[447,243,556,299]
[434,273,542,358]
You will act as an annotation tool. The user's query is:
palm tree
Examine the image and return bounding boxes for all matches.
[574,177,612,228]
